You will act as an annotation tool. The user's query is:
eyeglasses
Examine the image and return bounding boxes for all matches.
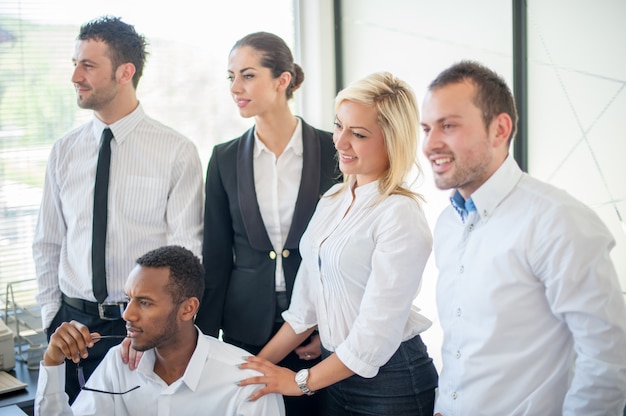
[91,335,129,341]
[76,335,139,395]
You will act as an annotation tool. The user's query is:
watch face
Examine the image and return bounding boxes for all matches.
[295,369,308,384]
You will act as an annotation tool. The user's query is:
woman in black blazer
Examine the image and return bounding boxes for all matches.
[194,32,339,416]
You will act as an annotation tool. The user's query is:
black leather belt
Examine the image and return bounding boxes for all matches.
[62,294,127,320]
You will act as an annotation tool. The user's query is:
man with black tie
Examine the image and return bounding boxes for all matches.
[32,15,203,403]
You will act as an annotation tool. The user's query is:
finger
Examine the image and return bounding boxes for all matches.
[295,348,317,360]
[52,334,82,363]
[129,348,142,371]
[237,375,266,387]
[53,322,91,362]
[70,320,94,345]
[120,337,132,363]
[247,386,271,402]
[294,346,308,354]
[239,356,271,370]
[89,332,103,344]
[239,361,274,374]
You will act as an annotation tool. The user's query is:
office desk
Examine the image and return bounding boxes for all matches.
[0,360,37,416]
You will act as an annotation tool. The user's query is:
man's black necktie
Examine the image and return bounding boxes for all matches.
[92,128,113,303]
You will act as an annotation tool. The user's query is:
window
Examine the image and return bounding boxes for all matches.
[0,1,295,304]
[526,0,626,290]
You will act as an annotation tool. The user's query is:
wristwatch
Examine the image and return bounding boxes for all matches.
[295,369,315,396]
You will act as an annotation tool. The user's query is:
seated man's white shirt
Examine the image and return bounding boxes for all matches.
[35,329,285,416]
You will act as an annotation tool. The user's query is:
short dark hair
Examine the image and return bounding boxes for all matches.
[78,15,148,89]
[428,60,518,144]
[136,246,204,305]
[231,31,304,100]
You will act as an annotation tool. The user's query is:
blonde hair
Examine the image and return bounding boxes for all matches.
[334,71,424,202]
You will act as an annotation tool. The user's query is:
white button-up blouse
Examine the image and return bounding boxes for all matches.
[283,180,433,378]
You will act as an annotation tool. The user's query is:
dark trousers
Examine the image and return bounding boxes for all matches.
[47,301,127,404]
[223,321,325,416]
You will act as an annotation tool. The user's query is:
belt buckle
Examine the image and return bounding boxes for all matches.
[98,303,126,320]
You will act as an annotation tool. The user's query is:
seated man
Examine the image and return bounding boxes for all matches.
[35,245,285,416]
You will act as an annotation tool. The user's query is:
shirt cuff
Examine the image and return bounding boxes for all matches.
[281,310,315,335]
[335,343,379,378]
[37,361,66,395]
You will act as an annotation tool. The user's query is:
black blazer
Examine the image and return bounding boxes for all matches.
[195,118,340,345]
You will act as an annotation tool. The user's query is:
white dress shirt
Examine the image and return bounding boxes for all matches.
[35,329,285,416]
[33,104,204,328]
[433,154,626,416]
[253,119,302,291]
[283,180,433,377]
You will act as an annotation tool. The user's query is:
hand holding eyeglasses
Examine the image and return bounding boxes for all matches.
[43,320,127,366]
[44,320,139,395]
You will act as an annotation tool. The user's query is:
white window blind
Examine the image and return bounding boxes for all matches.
[0,0,295,303]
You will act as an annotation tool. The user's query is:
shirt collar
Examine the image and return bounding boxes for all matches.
[351,178,380,197]
[136,326,208,392]
[253,117,303,158]
[452,153,524,223]
[179,327,209,391]
[450,191,476,223]
[91,103,145,145]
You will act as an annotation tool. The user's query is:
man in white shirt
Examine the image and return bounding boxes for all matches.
[32,15,203,403]
[421,60,626,415]
[35,245,285,416]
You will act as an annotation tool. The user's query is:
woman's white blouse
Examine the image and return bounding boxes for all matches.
[283,180,433,378]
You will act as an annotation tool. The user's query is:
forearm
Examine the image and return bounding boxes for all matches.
[258,322,314,364]
[307,352,355,392]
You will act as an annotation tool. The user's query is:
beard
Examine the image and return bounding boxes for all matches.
[75,77,118,111]
[131,306,180,352]
[433,134,494,192]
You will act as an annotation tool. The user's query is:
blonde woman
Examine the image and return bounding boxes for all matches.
[238,72,438,416]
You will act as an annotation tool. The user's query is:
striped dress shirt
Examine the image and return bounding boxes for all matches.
[33,104,204,329]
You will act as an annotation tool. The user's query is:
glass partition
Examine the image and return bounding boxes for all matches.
[526,0,626,290]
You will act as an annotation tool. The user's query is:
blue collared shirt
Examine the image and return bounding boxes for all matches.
[450,191,476,223]
[433,154,626,415]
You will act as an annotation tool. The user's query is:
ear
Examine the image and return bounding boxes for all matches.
[179,297,200,322]
[276,71,292,92]
[115,62,136,86]
[491,112,513,149]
